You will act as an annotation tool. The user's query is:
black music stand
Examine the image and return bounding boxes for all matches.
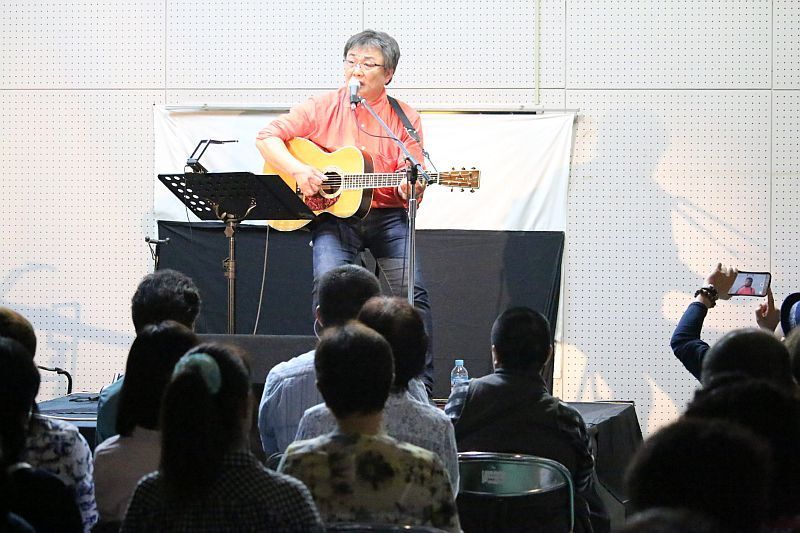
[158,172,314,333]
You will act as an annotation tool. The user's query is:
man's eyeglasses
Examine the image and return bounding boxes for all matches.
[343,59,384,72]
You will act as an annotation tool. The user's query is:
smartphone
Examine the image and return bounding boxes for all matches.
[728,271,771,297]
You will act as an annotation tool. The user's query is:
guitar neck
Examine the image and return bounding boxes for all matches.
[338,173,439,190]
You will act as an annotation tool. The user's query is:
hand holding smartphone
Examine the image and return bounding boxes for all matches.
[728,271,771,297]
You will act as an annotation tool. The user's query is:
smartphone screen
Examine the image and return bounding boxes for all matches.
[728,272,771,297]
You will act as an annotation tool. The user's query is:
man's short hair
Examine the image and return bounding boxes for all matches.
[315,321,394,419]
[131,269,201,333]
[0,307,36,356]
[490,307,552,371]
[625,418,770,532]
[317,265,381,327]
[700,328,792,389]
[343,29,401,81]
[358,296,427,391]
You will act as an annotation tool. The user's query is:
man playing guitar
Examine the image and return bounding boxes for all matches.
[256,29,434,393]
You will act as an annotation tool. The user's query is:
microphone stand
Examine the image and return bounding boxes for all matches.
[355,97,432,305]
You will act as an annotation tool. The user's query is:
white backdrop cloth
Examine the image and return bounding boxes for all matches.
[154,107,574,231]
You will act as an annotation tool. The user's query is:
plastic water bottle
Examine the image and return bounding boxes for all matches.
[450,359,469,390]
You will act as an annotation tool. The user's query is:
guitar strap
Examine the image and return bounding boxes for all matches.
[387,95,422,146]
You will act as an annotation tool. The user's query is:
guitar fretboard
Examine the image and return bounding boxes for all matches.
[323,173,451,190]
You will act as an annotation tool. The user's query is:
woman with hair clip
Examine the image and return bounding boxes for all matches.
[121,343,322,532]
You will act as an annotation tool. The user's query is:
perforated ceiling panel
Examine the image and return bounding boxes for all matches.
[564,89,771,434]
[366,0,543,88]
[0,90,162,397]
[772,91,800,299]
[775,1,800,88]
[0,0,164,89]
[567,0,771,88]
[166,0,361,89]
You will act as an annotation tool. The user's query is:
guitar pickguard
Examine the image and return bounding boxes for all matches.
[305,195,338,212]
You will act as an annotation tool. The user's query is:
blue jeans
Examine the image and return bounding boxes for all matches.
[311,208,434,391]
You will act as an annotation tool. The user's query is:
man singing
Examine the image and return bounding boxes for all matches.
[256,30,434,392]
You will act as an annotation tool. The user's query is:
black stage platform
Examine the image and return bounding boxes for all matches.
[157,221,565,398]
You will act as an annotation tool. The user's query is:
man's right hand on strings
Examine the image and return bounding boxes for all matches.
[292,165,327,197]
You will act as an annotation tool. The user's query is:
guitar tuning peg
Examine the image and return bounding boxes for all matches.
[470,188,475,193]
[461,167,466,171]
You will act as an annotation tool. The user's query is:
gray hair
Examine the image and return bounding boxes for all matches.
[343,29,400,76]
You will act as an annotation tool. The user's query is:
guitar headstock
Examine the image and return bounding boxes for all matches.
[437,168,480,191]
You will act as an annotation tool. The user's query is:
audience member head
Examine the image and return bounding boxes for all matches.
[315,321,394,419]
[625,418,770,532]
[0,307,36,357]
[131,269,201,333]
[685,378,800,519]
[357,296,427,391]
[618,507,725,533]
[780,292,800,337]
[160,343,251,502]
[0,338,39,463]
[490,306,552,372]
[700,328,792,389]
[782,326,800,385]
[115,321,199,437]
[316,265,381,328]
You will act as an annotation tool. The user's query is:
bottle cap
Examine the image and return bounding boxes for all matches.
[455,359,464,366]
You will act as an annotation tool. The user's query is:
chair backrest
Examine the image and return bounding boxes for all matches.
[324,524,446,532]
[265,452,284,471]
[457,451,574,532]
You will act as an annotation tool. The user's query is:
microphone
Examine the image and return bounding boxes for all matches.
[349,78,361,109]
[145,236,170,245]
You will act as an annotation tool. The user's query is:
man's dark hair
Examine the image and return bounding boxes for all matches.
[317,265,380,327]
[700,328,792,389]
[625,418,770,532]
[0,307,36,357]
[315,321,394,419]
[0,338,39,462]
[131,269,201,333]
[357,296,427,391]
[116,321,199,436]
[685,378,800,519]
[490,307,552,371]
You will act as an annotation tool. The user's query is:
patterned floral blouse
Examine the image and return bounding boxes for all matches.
[281,431,460,532]
[24,414,98,532]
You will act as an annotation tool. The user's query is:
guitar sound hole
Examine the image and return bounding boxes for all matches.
[320,172,342,197]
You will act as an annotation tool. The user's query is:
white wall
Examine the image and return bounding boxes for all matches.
[2,0,798,435]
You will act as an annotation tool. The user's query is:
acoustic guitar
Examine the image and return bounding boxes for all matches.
[263,137,480,231]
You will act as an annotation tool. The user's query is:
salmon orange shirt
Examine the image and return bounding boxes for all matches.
[257,87,424,209]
